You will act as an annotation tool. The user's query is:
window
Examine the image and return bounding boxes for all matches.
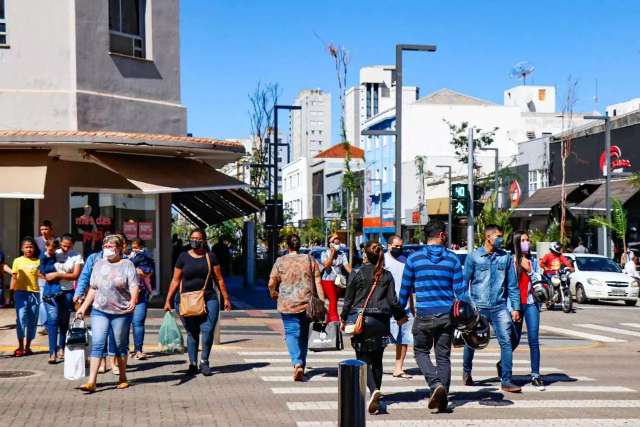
[528,169,548,195]
[0,0,7,45]
[365,83,372,118]
[373,83,379,115]
[109,0,146,58]
[382,167,388,184]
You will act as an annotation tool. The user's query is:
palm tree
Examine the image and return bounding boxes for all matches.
[588,198,628,256]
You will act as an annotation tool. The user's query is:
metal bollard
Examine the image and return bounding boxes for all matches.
[338,359,367,427]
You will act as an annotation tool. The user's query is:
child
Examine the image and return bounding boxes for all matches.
[39,239,63,363]
[128,239,154,360]
[11,237,41,357]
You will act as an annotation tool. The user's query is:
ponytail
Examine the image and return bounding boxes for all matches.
[364,240,385,285]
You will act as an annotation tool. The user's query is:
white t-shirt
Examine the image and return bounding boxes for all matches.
[55,248,84,291]
[624,260,639,279]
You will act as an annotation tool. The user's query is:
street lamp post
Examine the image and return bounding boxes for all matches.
[436,165,452,248]
[368,178,384,243]
[584,113,611,257]
[394,44,437,238]
[479,147,499,209]
[467,127,475,250]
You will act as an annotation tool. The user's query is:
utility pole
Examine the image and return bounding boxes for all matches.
[480,147,499,209]
[467,127,475,250]
[584,112,611,257]
[436,165,452,248]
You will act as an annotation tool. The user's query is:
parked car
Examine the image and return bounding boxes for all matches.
[565,254,639,306]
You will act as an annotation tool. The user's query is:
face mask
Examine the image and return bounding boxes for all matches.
[492,237,504,250]
[520,241,530,253]
[390,247,403,259]
[103,248,117,258]
[190,240,204,250]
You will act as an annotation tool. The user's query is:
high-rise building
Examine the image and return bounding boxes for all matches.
[290,89,331,159]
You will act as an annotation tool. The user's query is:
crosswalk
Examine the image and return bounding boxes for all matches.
[241,340,639,425]
[539,321,640,343]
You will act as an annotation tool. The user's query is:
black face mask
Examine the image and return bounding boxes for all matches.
[390,247,403,259]
[189,240,205,250]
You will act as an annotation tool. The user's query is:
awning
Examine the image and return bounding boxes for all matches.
[0,150,49,199]
[511,183,597,218]
[90,152,244,193]
[571,179,639,214]
[172,189,263,227]
[427,197,449,216]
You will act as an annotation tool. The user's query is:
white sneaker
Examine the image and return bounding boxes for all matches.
[368,390,382,414]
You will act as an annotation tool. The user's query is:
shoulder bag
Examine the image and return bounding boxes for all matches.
[350,271,380,336]
[306,255,326,322]
[179,253,212,317]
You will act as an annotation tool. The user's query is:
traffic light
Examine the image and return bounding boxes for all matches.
[451,184,469,218]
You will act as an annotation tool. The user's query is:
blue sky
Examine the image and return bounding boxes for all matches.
[180,0,640,142]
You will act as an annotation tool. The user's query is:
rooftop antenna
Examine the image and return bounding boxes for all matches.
[510,61,535,86]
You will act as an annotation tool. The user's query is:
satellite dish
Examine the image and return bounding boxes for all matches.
[510,61,535,86]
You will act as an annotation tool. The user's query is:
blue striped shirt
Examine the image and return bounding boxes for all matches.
[399,245,467,317]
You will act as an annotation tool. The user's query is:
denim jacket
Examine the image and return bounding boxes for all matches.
[464,246,520,311]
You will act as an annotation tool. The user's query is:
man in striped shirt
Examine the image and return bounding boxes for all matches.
[399,220,467,412]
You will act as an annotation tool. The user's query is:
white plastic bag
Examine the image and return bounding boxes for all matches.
[64,347,86,380]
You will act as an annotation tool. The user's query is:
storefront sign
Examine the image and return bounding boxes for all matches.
[600,145,632,176]
[510,180,522,208]
[123,221,138,240]
[139,222,153,240]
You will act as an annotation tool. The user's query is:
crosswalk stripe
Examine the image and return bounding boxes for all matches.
[288,399,640,411]
[576,324,640,338]
[261,374,594,382]
[297,419,640,427]
[244,358,532,364]
[238,351,502,357]
[253,366,561,373]
[272,385,635,394]
[620,323,640,329]
[539,325,626,343]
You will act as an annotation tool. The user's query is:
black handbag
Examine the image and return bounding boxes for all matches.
[308,321,343,352]
[66,319,89,347]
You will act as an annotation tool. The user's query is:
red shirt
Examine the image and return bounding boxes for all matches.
[517,258,532,304]
[540,253,572,275]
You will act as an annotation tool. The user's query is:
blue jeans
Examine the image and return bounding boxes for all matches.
[43,288,74,355]
[131,293,148,352]
[14,291,40,342]
[90,310,133,358]
[281,312,310,367]
[180,295,219,365]
[37,281,47,326]
[463,304,515,384]
[513,303,541,377]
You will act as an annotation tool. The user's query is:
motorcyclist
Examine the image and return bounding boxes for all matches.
[539,242,574,275]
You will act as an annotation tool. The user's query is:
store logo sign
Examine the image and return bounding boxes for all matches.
[600,145,632,176]
[509,180,522,208]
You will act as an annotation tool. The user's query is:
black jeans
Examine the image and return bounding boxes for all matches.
[350,313,389,394]
[412,314,453,391]
[355,347,384,394]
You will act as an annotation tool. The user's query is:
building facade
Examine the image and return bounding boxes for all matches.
[290,89,331,159]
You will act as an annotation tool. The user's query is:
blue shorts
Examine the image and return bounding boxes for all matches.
[390,311,414,345]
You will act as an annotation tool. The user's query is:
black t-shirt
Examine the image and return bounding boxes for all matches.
[176,251,219,293]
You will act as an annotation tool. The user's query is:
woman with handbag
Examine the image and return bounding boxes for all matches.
[75,234,139,393]
[164,229,232,376]
[320,234,351,323]
[340,240,408,415]
[268,234,324,381]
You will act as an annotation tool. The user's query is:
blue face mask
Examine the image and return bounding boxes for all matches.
[493,236,504,250]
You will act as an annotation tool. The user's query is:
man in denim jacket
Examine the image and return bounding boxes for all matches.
[462,224,522,392]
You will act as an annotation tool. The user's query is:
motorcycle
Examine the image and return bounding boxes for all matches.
[544,266,573,313]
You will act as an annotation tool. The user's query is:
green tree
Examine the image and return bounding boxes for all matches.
[588,198,628,255]
[300,218,326,245]
[529,219,562,248]
[444,120,498,170]
[475,194,513,246]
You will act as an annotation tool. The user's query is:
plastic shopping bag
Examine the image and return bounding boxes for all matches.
[159,311,184,353]
[64,347,86,380]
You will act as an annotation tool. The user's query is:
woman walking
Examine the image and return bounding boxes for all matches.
[512,231,545,390]
[320,234,351,323]
[340,241,407,414]
[76,234,139,393]
[164,229,232,376]
[10,237,41,357]
[268,234,324,381]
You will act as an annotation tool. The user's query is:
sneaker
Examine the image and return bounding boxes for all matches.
[501,381,522,393]
[368,390,382,414]
[428,383,446,410]
[531,376,545,390]
[462,372,474,386]
[199,361,213,376]
[186,364,198,376]
[496,361,502,379]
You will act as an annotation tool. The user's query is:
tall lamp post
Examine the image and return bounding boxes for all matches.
[479,147,499,209]
[584,112,611,257]
[436,165,452,248]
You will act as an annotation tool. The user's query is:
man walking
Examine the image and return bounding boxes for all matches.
[462,224,521,393]
[385,235,413,379]
[399,221,467,411]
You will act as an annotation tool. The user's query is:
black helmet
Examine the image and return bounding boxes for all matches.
[550,242,562,254]
[530,272,552,303]
[452,329,466,348]
[461,315,491,350]
[451,300,479,332]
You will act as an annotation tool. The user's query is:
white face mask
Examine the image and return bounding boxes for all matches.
[103,248,117,259]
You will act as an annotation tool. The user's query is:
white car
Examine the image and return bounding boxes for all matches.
[566,254,639,306]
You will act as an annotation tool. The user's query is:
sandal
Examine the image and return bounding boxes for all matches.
[135,352,147,360]
[116,382,129,390]
[24,349,34,356]
[13,349,24,357]
[48,356,57,364]
[80,383,96,393]
[293,365,304,382]
[392,372,413,379]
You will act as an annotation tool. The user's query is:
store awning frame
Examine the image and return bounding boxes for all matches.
[0,149,50,199]
[511,182,599,218]
[570,179,640,215]
[172,189,263,227]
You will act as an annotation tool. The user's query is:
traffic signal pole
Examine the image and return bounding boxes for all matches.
[467,127,475,250]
